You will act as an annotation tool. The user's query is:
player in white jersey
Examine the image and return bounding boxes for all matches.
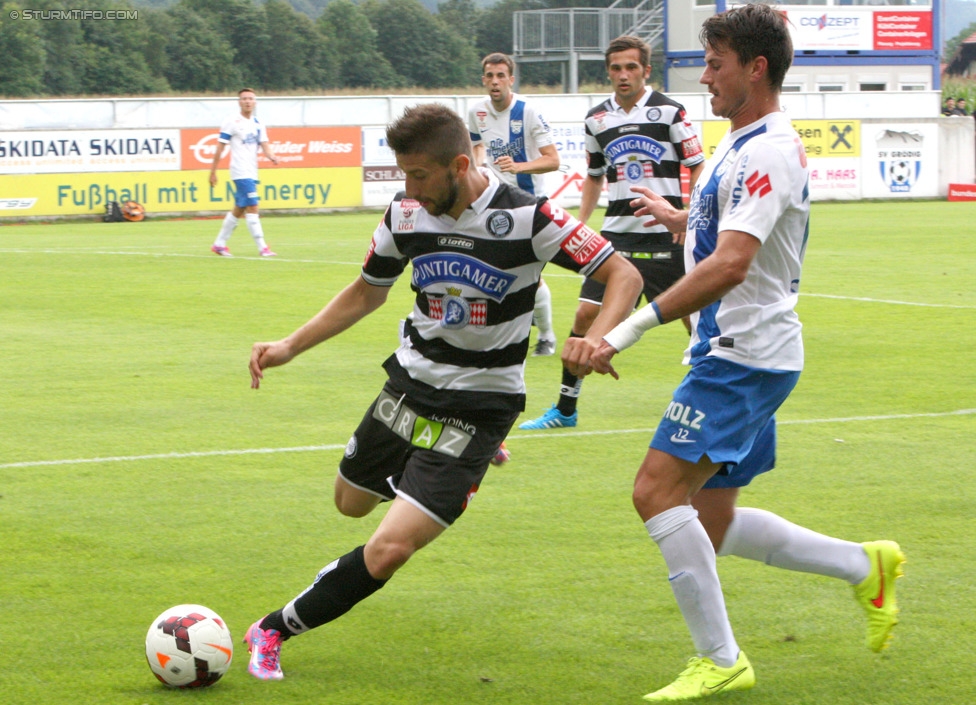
[583,6,904,700]
[209,88,279,257]
[240,104,642,682]
[469,52,561,361]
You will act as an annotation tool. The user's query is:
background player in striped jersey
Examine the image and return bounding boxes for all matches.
[209,88,279,257]
[584,6,904,699]
[241,103,642,681]
[469,52,561,359]
[519,36,705,431]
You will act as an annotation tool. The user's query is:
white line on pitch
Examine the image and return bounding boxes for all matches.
[2,408,972,470]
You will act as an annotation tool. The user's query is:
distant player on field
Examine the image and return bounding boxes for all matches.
[582,6,906,700]
[242,103,642,681]
[468,52,561,360]
[210,88,279,257]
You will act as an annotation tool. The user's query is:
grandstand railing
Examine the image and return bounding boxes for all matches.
[512,0,663,91]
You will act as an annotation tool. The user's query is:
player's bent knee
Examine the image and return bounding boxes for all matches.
[363,538,416,579]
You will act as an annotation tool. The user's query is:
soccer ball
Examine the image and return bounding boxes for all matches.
[145,604,233,688]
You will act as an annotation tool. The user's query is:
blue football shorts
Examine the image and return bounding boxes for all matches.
[650,355,801,489]
[232,178,260,208]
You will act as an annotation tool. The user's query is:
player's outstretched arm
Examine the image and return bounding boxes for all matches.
[250,277,390,389]
[562,254,642,379]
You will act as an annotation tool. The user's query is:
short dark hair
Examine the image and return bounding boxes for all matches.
[386,104,472,167]
[481,52,514,75]
[700,3,793,91]
[238,88,256,96]
[605,35,651,69]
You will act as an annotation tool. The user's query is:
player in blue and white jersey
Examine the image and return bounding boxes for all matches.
[585,6,905,700]
[240,104,642,682]
[209,88,279,257]
[519,35,706,432]
[468,52,562,360]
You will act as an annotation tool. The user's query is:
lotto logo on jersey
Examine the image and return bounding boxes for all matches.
[560,224,607,266]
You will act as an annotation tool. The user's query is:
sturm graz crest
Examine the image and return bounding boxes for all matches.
[486,211,514,238]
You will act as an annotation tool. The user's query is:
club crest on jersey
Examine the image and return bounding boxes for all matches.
[344,434,358,458]
[477,111,488,130]
[486,210,514,238]
[646,107,662,122]
[510,120,523,135]
[412,252,516,302]
[428,287,486,330]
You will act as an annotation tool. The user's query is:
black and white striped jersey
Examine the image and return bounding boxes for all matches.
[585,89,704,252]
[363,170,614,415]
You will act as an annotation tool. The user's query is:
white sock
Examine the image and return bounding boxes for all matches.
[718,507,870,584]
[245,213,267,250]
[533,280,555,342]
[646,505,739,667]
[214,213,237,246]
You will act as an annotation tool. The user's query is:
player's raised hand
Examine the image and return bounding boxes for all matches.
[630,185,686,242]
[249,340,295,389]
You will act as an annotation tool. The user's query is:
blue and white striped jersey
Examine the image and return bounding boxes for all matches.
[684,111,810,371]
[218,114,267,181]
[468,95,555,197]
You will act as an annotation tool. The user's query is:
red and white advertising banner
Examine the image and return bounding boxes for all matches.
[947,183,976,202]
[181,126,360,170]
[873,12,932,51]
[780,8,932,52]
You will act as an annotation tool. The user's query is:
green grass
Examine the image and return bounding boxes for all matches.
[1,201,973,704]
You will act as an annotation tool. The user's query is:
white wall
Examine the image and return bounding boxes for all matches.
[0,90,945,131]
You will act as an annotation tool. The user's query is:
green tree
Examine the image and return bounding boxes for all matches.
[162,4,240,92]
[261,0,336,89]
[177,0,270,88]
[0,3,48,96]
[78,1,170,95]
[945,21,976,63]
[364,0,478,88]
[317,0,400,88]
[438,0,481,51]
[28,0,87,95]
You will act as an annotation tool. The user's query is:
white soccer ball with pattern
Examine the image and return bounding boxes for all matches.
[145,604,233,688]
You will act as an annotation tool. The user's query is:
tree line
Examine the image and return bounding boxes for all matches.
[0,0,595,97]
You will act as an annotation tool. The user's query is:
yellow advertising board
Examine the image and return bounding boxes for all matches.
[700,119,861,159]
[0,167,363,218]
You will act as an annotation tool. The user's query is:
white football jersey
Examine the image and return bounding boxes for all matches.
[468,94,556,197]
[684,111,810,371]
[218,113,268,181]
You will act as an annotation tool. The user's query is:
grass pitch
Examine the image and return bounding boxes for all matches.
[1,201,973,704]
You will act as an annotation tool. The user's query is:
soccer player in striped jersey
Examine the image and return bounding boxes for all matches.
[241,103,642,682]
[519,35,706,432]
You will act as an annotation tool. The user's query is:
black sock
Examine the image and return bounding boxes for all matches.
[556,331,585,416]
[260,545,387,638]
